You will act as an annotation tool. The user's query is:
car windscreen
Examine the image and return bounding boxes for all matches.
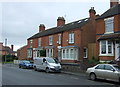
[46,58,56,63]
[114,66,120,71]
[24,61,30,64]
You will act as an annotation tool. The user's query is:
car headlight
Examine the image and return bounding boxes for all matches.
[49,66,55,68]
[26,64,29,66]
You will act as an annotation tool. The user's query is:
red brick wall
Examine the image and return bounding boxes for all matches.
[96,15,120,61]
[114,15,120,32]
[32,38,38,48]
[81,20,96,60]
[17,45,28,60]
[62,29,81,47]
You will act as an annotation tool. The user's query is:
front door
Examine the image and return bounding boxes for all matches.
[115,41,120,61]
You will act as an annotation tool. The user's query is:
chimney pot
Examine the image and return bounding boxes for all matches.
[57,16,65,26]
[89,7,96,19]
[110,0,119,8]
[39,24,45,32]
[11,45,13,51]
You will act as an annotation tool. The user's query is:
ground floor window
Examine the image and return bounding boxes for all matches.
[33,50,40,58]
[27,49,32,58]
[62,48,78,60]
[84,47,88,58]
[46,49,53,57]
[100,40,113,56]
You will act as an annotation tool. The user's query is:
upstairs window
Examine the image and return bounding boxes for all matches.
[69,32,74,44]
[58,34,61,44]
[49,36,53,45]
[104,17,114,33]
[30,40,33,48]
[38,38,41,47]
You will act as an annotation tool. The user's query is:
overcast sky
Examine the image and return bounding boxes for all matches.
[0,0,110,51]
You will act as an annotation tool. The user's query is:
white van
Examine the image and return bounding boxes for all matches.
[33,57,61,73]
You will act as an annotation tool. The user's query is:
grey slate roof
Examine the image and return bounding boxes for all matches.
[28,18,90,40]
[96,4,120,20]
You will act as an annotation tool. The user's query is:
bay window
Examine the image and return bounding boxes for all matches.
[62,48,78,60]
[100,40,113,56]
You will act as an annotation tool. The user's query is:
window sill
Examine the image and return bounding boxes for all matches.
[84,57,88,59]
[62,58,77,60]
[99,54,114,56]
[104,32,114,34]
[68,43,74,44]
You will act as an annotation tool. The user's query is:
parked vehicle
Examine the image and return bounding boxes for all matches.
[86,64,120,83]
[33,57,61,73]
[19,60,33,69]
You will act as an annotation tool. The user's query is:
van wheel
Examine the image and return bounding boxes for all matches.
[119,77,120,84]
[46,68,50,73]
[34,66,37,71]
[19,66,21,68]
[89,73,96,81]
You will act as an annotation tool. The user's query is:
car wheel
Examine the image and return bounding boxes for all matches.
[19,66,21,68]
[24,66,27,69]
[46,68,50,73]
[89,73,96,81]
[34,66,37,71]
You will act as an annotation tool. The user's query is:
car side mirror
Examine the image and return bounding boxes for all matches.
[111,69,115,72]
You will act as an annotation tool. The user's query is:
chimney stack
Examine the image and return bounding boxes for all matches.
[57,17,65,27]
[89,7,96,19]
[110,0,119,8]
[39,24,45,32]
[11,45,13,51]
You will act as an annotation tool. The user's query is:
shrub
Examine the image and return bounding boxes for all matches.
[88,56,99,64]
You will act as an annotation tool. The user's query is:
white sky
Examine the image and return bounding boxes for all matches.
[0,0,111,51]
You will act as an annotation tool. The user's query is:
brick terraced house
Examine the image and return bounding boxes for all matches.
[96,0,120,62]
[0,42,16,56]
[21,7,97,64]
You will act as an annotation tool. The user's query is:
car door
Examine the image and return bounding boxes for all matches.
[104,65,119,81]
[94,64,106,79]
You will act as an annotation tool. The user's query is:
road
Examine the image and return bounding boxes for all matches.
[2,64,119,86]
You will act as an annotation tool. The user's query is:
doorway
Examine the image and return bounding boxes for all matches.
[115,41,120,61]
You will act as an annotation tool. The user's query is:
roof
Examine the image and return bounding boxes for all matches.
[28,18,90,40]
[98,32,120,40]
[17,45,27,50]
[96,4,120,20]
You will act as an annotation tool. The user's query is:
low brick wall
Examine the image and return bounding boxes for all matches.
[61,63,95,73]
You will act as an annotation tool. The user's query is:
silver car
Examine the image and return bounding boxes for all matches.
[86,64,120,83]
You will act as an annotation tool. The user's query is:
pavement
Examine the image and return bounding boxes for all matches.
[61,70,86,77]
[2,63,87,77]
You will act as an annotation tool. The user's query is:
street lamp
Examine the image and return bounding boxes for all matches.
[5,38,7,63]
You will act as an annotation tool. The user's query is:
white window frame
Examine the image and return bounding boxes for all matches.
[49,36,53,45]
[38,38,41,47]
[99,40,114,56]
[62,48,78,60]
[58,34,61,44]
[30,40,33,48]
[104,17,114,34]
[28,49,32,58]
[68,32,74,44]
[84,47,88,58]
[46,49,53,57]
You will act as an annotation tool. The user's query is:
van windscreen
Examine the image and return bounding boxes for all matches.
[46,58,56,63]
